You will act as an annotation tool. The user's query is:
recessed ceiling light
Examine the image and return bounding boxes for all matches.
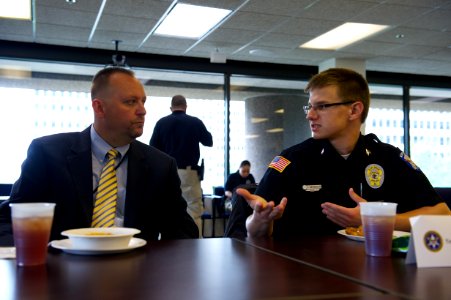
[0,0,32,20]
[155,3,231,39]
[300,22,389,50]
[274,109,284,114]
[251,117,268,124]
[245,134,260,139]
[266,128,284,133]
[249,49,274,56]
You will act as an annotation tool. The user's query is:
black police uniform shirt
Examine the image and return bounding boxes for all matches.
[225,171,256,194]
[255,133,443,238]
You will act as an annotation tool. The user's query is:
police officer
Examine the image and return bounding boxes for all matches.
[150,95,213,237]
[228,68,450,238]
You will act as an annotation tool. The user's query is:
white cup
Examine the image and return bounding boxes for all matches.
[10,203,56,266]
[360,202,397,257]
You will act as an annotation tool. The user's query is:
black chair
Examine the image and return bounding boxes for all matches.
[201,186,230,237]
[0,184,12,203]
[0,184,12,196]
[201,195,229,237]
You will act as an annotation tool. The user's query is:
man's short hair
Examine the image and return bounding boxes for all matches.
[91,67,135,100]
[171,95,187,108]
[305,68,370,123]
[240,160,251,168]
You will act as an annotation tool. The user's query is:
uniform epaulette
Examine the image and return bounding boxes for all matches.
[365,133,381,144]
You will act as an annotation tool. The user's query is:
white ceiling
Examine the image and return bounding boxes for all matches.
[0,0,451,77]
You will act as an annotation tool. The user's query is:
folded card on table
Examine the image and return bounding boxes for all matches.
[406,215,451,268]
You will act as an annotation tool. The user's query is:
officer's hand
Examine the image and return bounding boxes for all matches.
[320,188,367,228]
[236,188,287,221]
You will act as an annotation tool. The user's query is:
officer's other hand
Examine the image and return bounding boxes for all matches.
[321,188,366,228]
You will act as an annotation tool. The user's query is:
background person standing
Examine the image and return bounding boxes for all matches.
[150,95,213,237]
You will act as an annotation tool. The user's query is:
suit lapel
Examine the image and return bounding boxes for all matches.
[123,142,148,226]
[67,127,94,223]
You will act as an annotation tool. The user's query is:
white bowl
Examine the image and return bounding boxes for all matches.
[61,227,141,250]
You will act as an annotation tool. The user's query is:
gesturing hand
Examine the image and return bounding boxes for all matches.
[320,188,366,228]
[236,188,287,222]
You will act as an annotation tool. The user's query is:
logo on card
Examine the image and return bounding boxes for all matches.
[365,164,384,189]
[423,230,443,252]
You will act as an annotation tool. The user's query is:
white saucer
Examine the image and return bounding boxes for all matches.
[337,229,410,242]
[50,237,147,255]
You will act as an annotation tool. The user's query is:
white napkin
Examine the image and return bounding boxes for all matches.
[0,247,15,259]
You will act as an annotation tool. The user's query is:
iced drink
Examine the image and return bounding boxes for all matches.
[10,203,55,266]
[360,202,397,257]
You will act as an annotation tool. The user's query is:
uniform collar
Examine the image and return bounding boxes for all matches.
[319,134,370,158]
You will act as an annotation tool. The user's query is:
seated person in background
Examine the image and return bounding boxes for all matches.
[0,67,198,246]
[225,160,256,199]
[228,67,451,239]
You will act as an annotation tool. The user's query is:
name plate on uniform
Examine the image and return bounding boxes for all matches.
[406,215,451,267]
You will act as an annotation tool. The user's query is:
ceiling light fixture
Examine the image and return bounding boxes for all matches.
[251,117,268,124]
[266,128,284,133]
[154,3,231,39]
[249,49,275,56]
[0,0,32,20]
[300,22,389,50]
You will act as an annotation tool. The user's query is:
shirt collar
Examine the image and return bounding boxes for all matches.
[319,134,367,158]
[90,126,130,161]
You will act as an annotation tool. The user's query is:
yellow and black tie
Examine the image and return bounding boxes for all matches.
[92,149,119,227]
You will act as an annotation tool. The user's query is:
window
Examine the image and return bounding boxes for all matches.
[410,87,451,187]
[365,84,404,150]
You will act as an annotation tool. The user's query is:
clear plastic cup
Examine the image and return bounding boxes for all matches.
[10,203,56,266]
[360,202,397,257]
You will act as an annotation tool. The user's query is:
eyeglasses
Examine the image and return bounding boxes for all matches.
[303,101,356,115]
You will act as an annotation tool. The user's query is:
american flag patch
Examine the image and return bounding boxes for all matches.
[268,156,291,173]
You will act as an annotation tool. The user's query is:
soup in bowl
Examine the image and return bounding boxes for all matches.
[61,227,141,250]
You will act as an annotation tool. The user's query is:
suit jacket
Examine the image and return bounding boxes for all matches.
[0,126,198,246]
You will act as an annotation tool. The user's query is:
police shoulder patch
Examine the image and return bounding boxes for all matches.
[400,152,420,171]
[268,156,291,173]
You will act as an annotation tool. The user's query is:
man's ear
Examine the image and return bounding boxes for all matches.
[349,101,363,121]
[92,99,105,117]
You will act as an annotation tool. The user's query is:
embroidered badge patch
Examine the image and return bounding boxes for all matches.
[400,152,420,171]
[302,185,322,192]
[268,156,291,173]
[365,164,384,189]
[423,231,443,252]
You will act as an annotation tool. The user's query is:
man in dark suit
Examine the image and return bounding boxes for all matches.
[0,67,198,246]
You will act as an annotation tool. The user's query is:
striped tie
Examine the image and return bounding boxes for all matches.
[92,149,119,228]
